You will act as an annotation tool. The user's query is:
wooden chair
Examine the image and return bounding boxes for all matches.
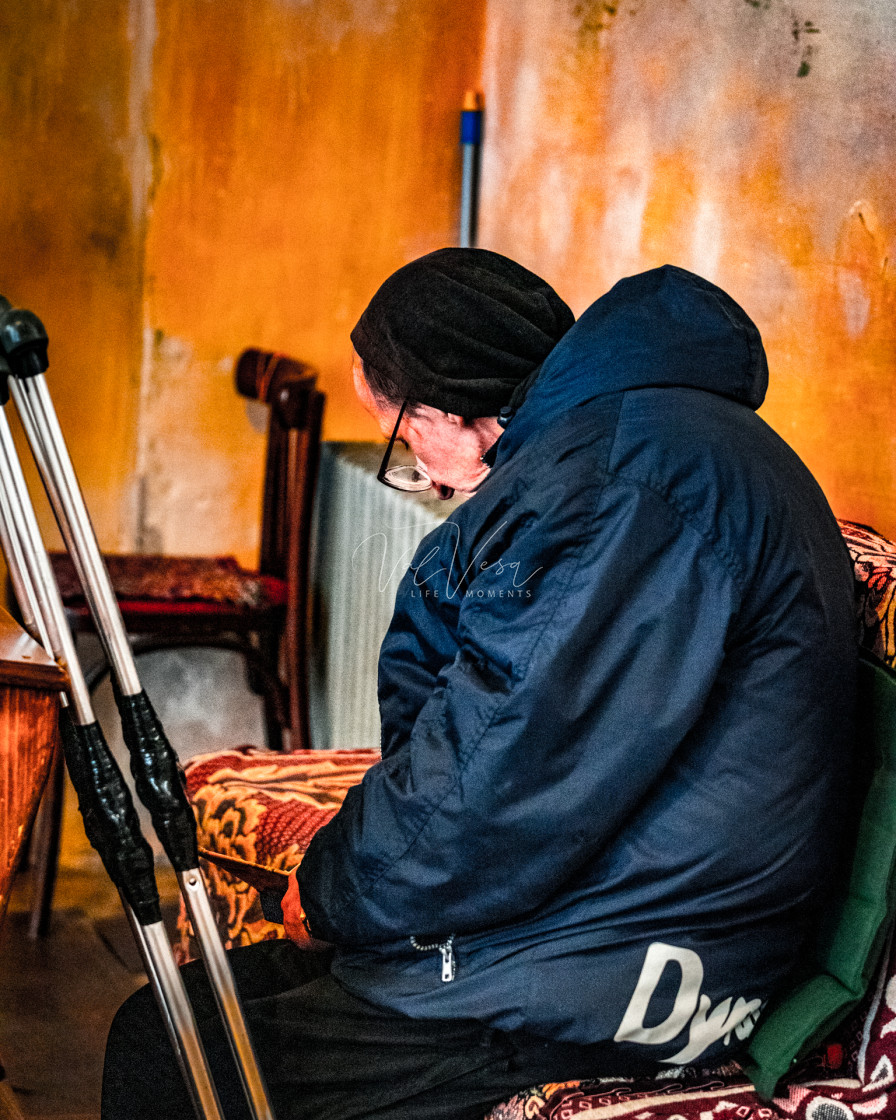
[49,348,324,753]
[29,350,324,937]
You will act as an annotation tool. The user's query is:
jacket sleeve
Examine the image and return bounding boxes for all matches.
[298,473,742,944]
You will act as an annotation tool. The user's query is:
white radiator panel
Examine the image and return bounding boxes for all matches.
[309,443,464,750]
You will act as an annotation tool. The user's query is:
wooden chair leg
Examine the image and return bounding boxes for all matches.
[241,653,285,751]
[28,746,64,939]
[261,694,284,753]
[250,631,286,751]
[284,633,311,752]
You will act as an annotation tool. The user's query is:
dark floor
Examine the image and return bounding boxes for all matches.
[0,779,180,1119]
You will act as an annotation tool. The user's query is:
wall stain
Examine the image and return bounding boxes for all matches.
[148,131,164,208]
[87,229,122,260]
[743,0,820,77]
[834,200,892,340]
[573,0,619,49]
[792,14,819,76]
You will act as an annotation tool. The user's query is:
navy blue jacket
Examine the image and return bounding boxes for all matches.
[299,265,856,1067]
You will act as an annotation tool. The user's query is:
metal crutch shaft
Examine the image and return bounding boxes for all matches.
[0,404,90,717]
[17,374,273,1120]
[0,393,224,1120]
[0,437,47,648]
[112,684,276,1120]
[127,903,226,1120]
[0,375,44,644]
[0,306,274,1120]
[10,373,140,692]
[58,709,224,1120]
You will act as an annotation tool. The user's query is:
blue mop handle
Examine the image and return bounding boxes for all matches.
[460,91,483,145]
[459,91,483,249]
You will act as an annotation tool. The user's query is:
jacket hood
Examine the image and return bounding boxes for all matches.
[497,265,768,459]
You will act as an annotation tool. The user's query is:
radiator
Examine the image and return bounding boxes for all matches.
[309,443,464,750]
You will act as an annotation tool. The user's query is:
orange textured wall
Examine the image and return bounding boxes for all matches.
[0,0,486,563]
[1,0,892,559]
[140,0,486,561]
[0,3,146,548]
[478,0,896,535]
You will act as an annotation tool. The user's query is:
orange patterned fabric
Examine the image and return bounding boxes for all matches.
[840,521,896,670]
[175,748,378,963]
[176,520,896,1120]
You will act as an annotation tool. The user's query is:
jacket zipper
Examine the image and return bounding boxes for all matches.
[410,934,456,982]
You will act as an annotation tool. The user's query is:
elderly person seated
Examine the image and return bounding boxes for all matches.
[102,250,856,1120]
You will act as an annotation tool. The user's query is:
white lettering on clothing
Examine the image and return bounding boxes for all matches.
[614,942,763,1064]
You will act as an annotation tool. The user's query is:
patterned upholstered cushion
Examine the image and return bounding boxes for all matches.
[176,519,896,1119]
[174,749,379,963]
[840,521,896,671]
[51,552,287,611]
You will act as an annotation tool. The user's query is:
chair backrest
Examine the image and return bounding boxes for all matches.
[235,349,326,750]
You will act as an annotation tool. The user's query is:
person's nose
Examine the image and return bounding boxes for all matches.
[416,458,454,500]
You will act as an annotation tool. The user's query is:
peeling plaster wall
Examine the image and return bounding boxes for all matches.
[479,0,896,535]
[0,0,485,754]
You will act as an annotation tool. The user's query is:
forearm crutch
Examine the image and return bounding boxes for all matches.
[0,353,225,1120]
[0,304,274,1120]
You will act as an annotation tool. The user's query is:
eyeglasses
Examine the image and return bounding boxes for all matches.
[376,399,433,492]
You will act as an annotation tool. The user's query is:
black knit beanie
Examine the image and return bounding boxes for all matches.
[350,248,575,418]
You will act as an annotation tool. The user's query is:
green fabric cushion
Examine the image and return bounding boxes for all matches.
[743,653,896,1099]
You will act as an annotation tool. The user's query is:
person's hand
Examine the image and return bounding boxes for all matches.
[282,868,332,950]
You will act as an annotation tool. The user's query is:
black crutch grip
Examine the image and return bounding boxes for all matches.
[0,353,9,407]
[0,306,49,378]
[113,687,200,873]
[58,708,162,926]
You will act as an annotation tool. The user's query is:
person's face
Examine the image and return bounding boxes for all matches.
[352,351,502,500]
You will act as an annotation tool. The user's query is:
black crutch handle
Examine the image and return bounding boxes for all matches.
[0,304,49,378]
[0,352,9,408]
[114,687,200,873]
[58,708,162,926]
